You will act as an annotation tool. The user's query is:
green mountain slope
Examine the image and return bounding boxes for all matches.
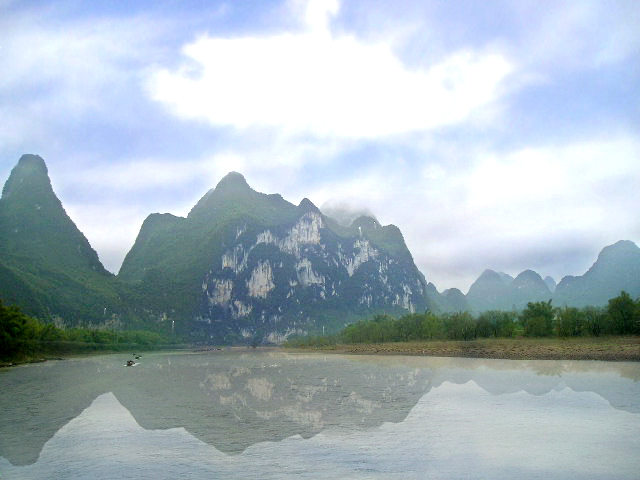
[0,155,130,325]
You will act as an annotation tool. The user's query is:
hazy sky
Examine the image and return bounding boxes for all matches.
[1,0,639,293]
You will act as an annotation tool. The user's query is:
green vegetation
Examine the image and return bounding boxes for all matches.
[0,299,173,363]
[286,291,640,347]
[0,154,141,326]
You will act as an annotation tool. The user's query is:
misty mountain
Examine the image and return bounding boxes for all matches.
[0,155,132,324]
[439,288,470,312]
[465,269,514,312]
[319,200,377,228]
[458,241,640,313]
[554,240,640,307]
[544,276,557,293]
[510,270,553,307]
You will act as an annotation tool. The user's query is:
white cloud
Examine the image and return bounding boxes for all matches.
[57,157,236,194]
[465,136,640,230]
[55,132,639,287]
[403,135,640,291]
[305,0,339,32]
[519,0,640,71]
[3,0,637,294]
[2,15,140,97]
[0,8,167,150]
[64,202,147,275]
[149,0,512,139]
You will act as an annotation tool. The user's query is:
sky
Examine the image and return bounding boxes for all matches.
[1,0,639,293]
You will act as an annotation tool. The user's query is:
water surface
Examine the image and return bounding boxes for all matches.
[0,350,638,479]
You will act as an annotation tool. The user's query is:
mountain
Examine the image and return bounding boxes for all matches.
[3,154,638,336]
[440,288,469,312]
[544,276,556,293]
[510,270,552,307]
[464,269,552,313]
[0,157,428,341]
[119,172,430,343]
[554,240,640,307]
[0,154,131,325]
[463,241,640,313]
[465,270,513,312]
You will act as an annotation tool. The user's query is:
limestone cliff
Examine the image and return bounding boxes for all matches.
[120,172,429,343]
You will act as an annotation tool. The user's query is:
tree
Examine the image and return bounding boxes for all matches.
[495,311,518,337]
[0,300,38,359]
[582,306,609,336]
[443,312,476,340]
[397,313,424,341]
[420,312,444,340]
[607,291,639,335]
[475,312,498,337]
[556,307,584,337]
[371,314,395,343]
[520,300,555,337]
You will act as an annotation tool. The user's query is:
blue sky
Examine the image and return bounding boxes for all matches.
[1,0,639,292]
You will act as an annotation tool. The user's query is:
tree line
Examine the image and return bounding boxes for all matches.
[287,291,640,346]
[0,299,171,362]
[4,291,639,360]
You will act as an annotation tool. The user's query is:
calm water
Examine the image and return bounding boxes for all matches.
[0,350,639,479]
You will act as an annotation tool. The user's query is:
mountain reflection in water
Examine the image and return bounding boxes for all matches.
[0,351,639,479]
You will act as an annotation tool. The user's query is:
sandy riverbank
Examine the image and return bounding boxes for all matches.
[287,336,640,361]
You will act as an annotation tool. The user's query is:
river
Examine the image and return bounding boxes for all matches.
[0,350,638,479]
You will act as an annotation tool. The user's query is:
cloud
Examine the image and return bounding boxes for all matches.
[320,199,376,227]
[63,202,148,275]
[0,6,170,154]
[57,157,232,195]
[2,0,638,294]
[521,0,640,71]
[149,0,512,139]
[464,136,640,233]
[402,135,640,291]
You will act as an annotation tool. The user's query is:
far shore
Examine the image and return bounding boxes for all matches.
[285,336,640,362]
[3,337,640,367]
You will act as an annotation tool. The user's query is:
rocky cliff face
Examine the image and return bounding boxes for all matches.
[197,206,427,342]
[120,172,429,343]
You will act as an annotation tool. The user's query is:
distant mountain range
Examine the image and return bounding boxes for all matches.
[429,240,640,313]
[1,154,639,342]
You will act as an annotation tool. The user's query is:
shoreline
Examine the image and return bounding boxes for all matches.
[286,336,640,361]
[4,337,640,367]
[0,342,191,369]
[0,345,271,368]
